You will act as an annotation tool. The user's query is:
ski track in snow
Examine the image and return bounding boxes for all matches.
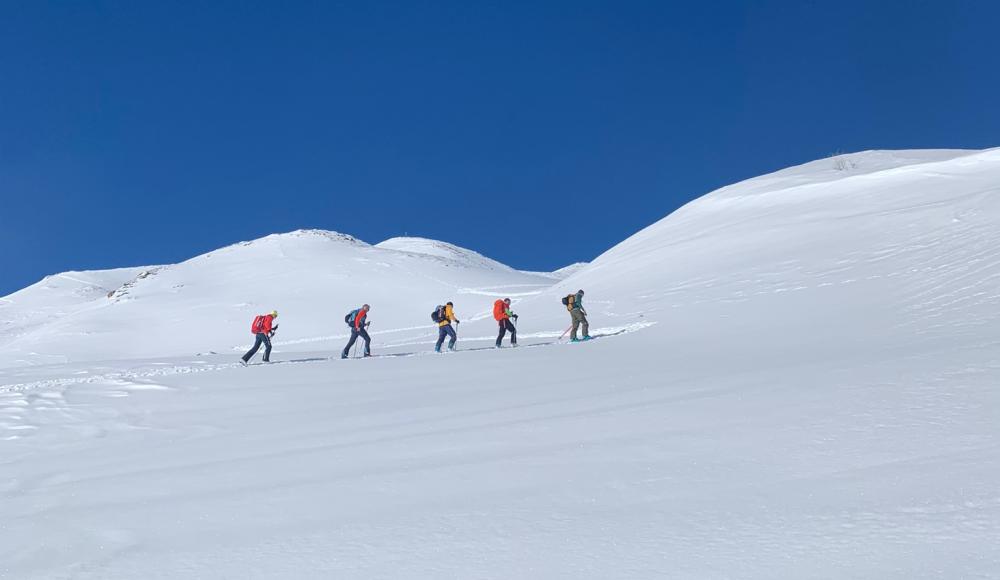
[0,322,653,441]
[1,322,653,395]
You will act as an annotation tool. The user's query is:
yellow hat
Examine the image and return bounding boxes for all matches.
[271,310,278,318]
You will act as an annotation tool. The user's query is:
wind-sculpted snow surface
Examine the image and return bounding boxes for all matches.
[2,150,999,578]
[527,148,1000,354]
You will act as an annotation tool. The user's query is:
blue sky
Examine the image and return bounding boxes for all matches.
[2,1,998,295]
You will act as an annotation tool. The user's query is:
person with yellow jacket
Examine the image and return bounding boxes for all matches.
[433,301,459,352]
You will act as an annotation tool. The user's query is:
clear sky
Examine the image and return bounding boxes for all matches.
[2,1,998,295]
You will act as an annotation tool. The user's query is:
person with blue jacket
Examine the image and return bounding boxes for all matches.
[342,304,371,358]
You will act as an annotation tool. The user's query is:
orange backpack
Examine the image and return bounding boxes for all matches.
[493,299,505,321]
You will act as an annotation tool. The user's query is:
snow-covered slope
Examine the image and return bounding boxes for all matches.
[2,150,999,578]
[522,149,1000,354]
[375,236,516,271]
[0,230,556,367]
[547,262,589,279]
[704,148,977,201]
[0,267,153,363]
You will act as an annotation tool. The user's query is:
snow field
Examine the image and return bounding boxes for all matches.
[2,149,1000,578]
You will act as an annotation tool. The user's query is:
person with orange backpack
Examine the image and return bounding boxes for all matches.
[240,310,278,365]
[341,304,372,359]
[493,297,518,348]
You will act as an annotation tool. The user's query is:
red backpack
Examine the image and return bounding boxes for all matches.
[493,300,505,321]
[251,315,266,334]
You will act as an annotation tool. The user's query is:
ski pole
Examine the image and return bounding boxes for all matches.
[558,324,573,340]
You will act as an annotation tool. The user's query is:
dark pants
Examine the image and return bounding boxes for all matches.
[435,324,457,351]
[243,333,272,362]
[342,327,371,358]
[496,319,516,347]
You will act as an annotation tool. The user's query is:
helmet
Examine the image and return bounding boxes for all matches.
[503,298,511,304]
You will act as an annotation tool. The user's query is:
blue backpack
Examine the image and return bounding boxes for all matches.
[345,309,360,326]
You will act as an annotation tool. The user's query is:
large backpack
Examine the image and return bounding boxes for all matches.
[251,314,266,334]
[561,294,575,311]
[345,309,360,327]
[493,299,505,321]
[431,305,445,323]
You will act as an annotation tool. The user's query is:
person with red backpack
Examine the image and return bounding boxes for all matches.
[494,297,518,348]
[240,310,278,365]
[341,304,372,359]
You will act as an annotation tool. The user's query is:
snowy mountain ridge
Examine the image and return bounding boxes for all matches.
[3,147,998,366]
[0,229,561,367]
[2,148,999,578]
[699,148,987,202]
[374,236,517,271]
